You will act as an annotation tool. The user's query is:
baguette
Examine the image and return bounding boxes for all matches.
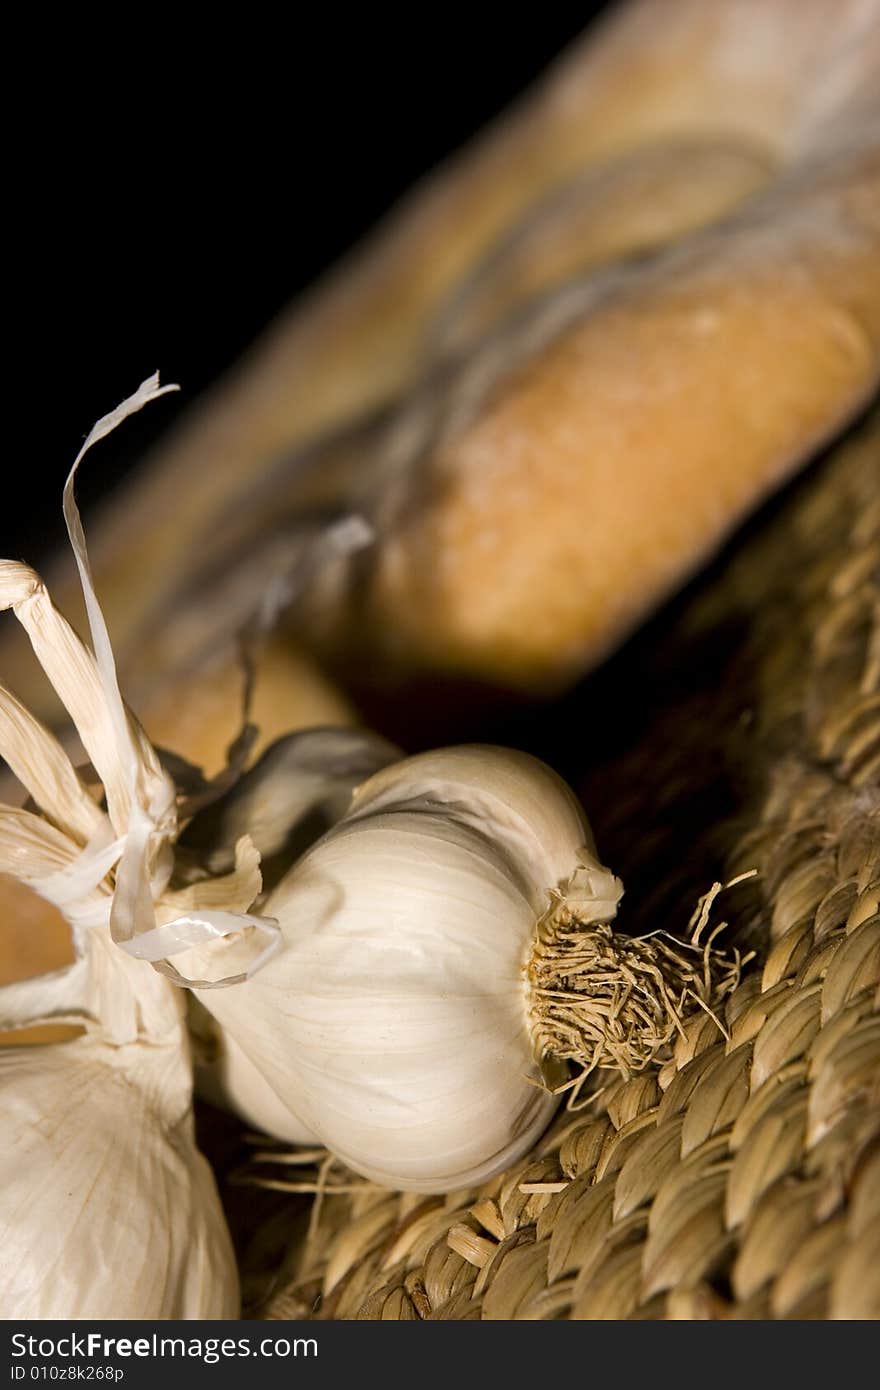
[4,0,879,706]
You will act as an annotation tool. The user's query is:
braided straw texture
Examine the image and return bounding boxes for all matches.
[220,409,879,1320]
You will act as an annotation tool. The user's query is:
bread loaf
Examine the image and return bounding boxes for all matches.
[3,0,879,708]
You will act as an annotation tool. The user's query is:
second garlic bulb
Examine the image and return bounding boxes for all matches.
[188,746,623,1192]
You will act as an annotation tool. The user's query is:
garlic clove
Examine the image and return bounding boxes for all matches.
[179,726,399,886]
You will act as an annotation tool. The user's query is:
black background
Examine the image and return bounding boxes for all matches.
[7,9,610,567]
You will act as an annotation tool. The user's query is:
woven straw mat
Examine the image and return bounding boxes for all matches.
[202,406,880,1320]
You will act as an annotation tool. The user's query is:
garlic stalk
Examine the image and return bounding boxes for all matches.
[179,745,626,1192]
[0,377,241,1317]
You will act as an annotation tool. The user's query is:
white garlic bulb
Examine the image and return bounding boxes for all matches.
[0,888,240,1317]
[0,377,241,1318]
[0,794,241,1323]
[0,1035,239,1319]
[187,746,623,1192]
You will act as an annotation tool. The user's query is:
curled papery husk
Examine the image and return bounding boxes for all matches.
[0,1035,238,1319]
[187,746,622,1192]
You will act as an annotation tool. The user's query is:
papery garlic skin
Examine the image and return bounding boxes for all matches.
[0,1036,238,1320]
[192,746,622,1192]
[0,926,240,1320]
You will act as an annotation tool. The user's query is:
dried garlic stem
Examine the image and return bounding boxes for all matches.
[527,874,748,1106]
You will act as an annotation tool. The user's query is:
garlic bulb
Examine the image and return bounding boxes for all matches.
[0,871,240,1317]
[0,377,240,1317]
[0,1033,239,1319]
[185,746,624,1192]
